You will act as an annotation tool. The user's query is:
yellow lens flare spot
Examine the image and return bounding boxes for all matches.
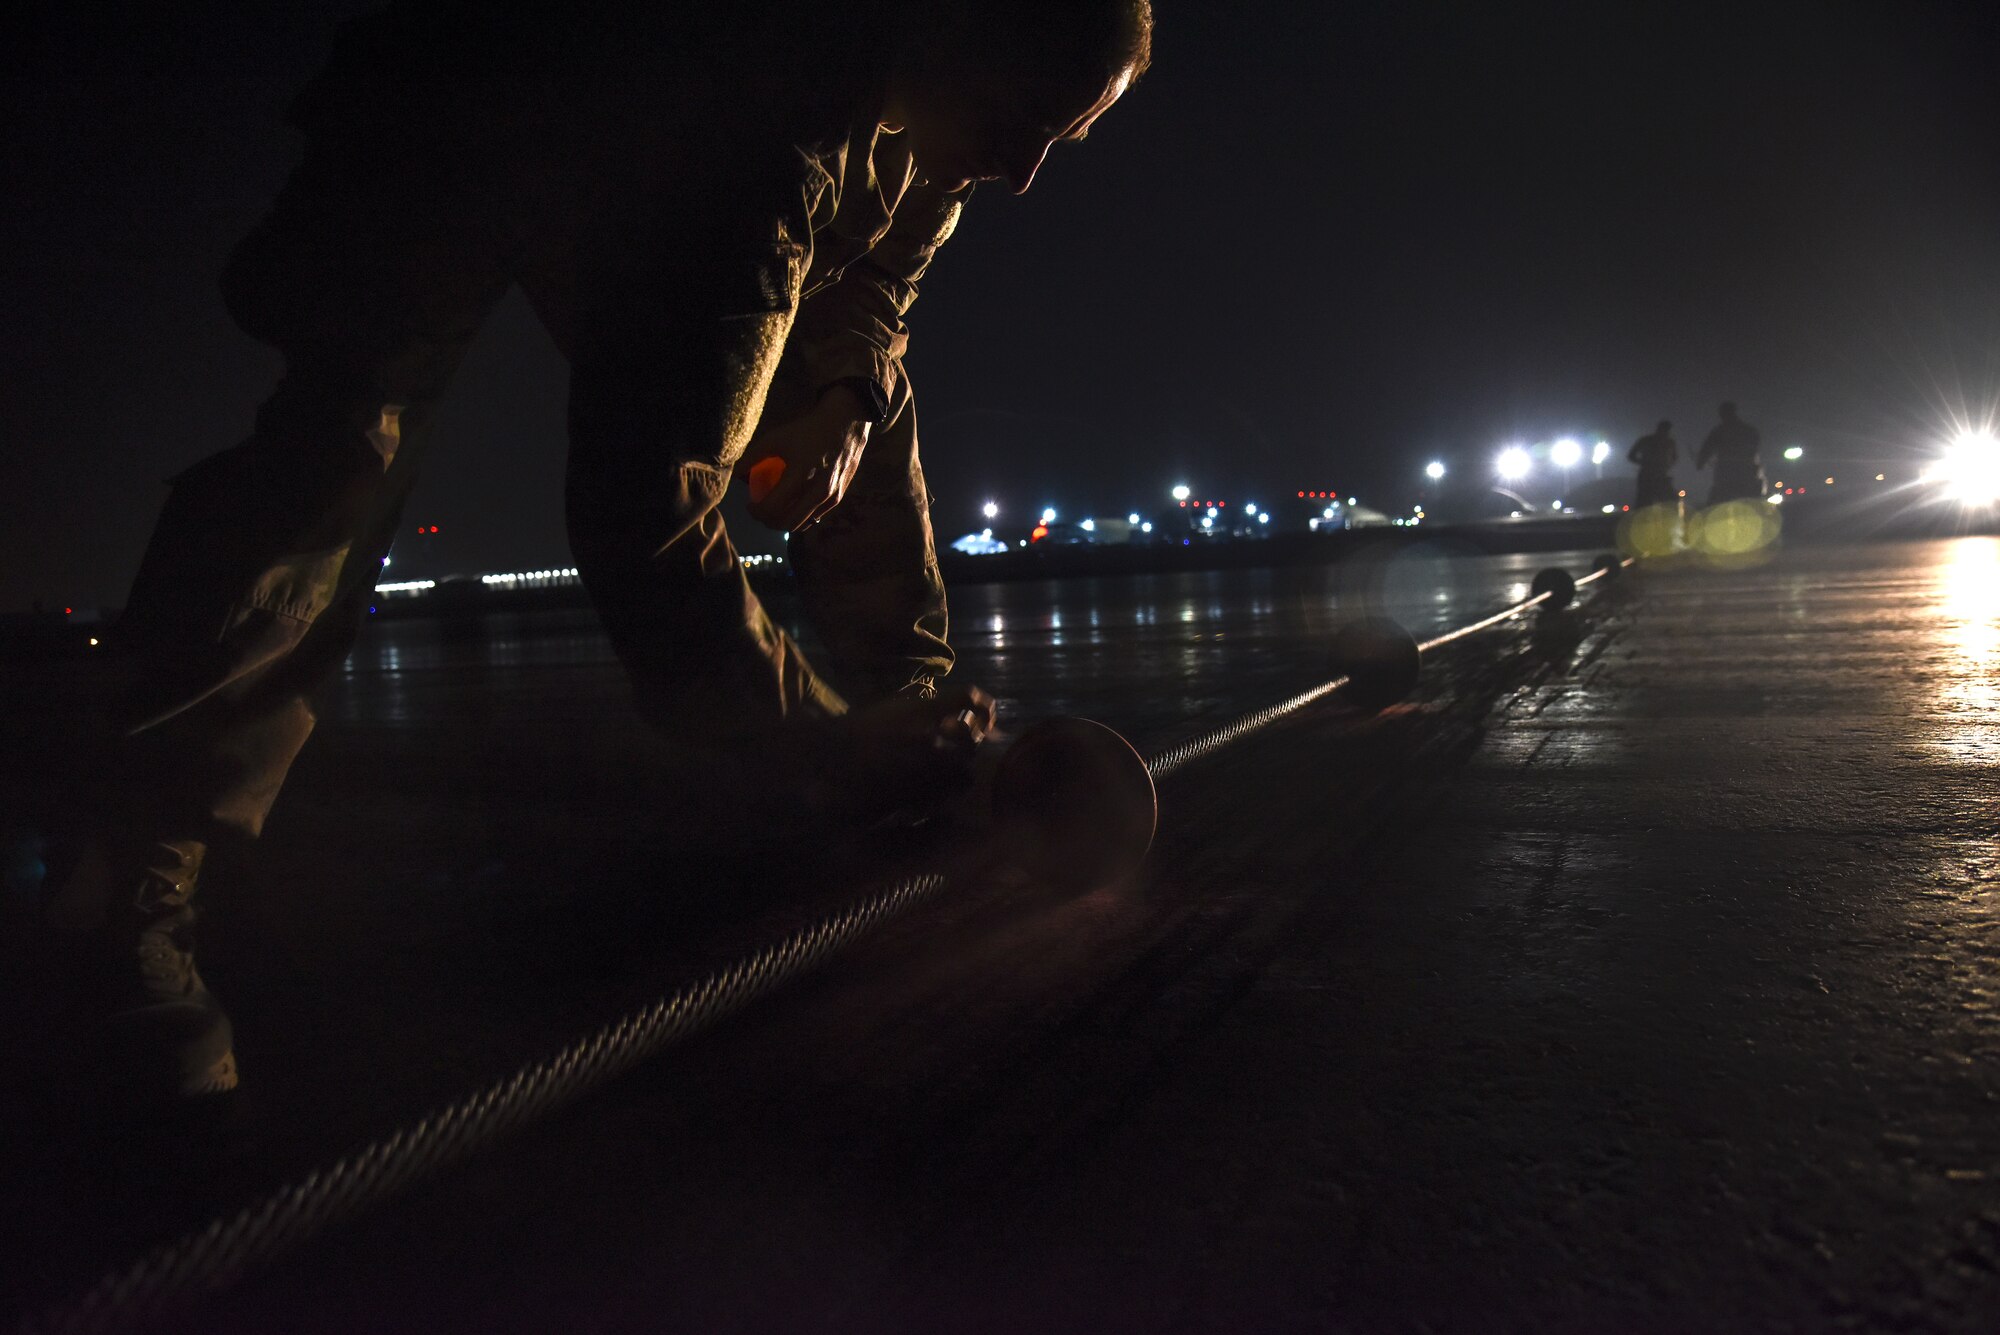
[1617,502,1686,558]
[1687,497,1783,567]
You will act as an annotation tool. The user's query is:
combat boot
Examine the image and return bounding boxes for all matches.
[43,837,239,1100]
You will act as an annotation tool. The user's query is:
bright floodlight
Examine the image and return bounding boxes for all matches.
[1257,512,1269,524]
[1244,502,1258,515]
[1551,438,1583,468]
[1591,440,1612,465]
[1496,446,1532,481]
[1171,483,1191,502]
[1081,518,1095,532]
[1424,460,1446,480]
[1928,430,2000,505]
[1127,512,1141,524]
[1783,445,1804,461]
[982,500,999,519]
[1040,506,1057,524]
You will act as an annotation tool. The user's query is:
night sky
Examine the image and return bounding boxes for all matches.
[4,1,1997,610]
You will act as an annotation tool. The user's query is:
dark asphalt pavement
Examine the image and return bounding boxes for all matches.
[6,540,1999,1332]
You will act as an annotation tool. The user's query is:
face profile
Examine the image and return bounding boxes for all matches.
[884,1,1149,193]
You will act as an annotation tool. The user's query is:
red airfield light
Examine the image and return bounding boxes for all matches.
[1031,524,1049,542]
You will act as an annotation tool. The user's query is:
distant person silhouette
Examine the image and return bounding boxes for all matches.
[1627,420,1679,508]
[1697,401,1766,505]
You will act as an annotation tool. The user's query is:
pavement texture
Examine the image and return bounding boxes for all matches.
[5,540,2000,1332]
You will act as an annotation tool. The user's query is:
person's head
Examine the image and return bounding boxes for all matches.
[884,0,1152,194]
[1719,401,1738,421]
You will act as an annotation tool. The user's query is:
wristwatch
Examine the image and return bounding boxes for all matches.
[820,376,890,426]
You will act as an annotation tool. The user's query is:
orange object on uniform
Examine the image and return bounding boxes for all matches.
[747,456,786,502]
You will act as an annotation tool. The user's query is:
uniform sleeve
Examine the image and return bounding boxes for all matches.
[779,176,971,702]
[778,173,972,416]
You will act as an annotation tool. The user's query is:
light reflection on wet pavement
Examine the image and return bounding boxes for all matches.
[328,548,1566,749]
[15,539,2000,1331]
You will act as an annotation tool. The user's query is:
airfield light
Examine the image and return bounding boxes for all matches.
[1591,441,1612,466]
[1926,430,2000,505]
[1041,506,1058,524]
[982,500,999,520]
[1551,438,1583,469]
[1425,460,1446,481]
[1171,484,1191,502]
[1496,446,1532,481]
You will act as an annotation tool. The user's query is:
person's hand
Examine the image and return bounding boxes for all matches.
[819,684,999,819]
[736,384,873,533]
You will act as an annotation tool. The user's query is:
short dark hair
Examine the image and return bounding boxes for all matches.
[928,0,1153,85]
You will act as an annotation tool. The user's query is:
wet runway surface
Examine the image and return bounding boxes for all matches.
[7,540,2000,1332]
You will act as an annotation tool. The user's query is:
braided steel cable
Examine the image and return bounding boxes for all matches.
[25,554,1633,1335]
[1144,678,1350,780]
[1149,557,1628,780]
[26,871,945,1335]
